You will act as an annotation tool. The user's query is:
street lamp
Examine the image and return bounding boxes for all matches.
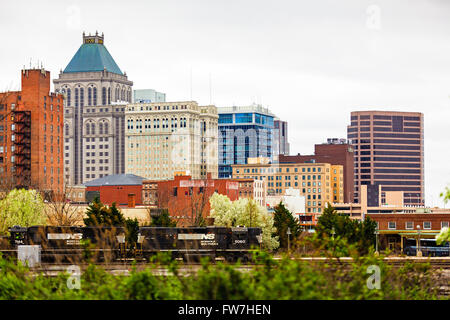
[416,225,422,257]
[287,227,292,253]
[331,227,336,240]
[375,227,379,255]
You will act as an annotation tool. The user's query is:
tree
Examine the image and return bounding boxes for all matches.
[0,189,46,234]
[150,209,177,227]
[45,184,84,226]
[209,193,279,250]
[315,204,376,255]
[273,202,302,249]
[436,187,450,245]
[83,197,125,227]
[83,197,140,250]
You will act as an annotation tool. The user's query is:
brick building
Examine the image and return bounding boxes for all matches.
[279,138,354,203]
[84,174,146,207]
[0,68,64,194]
[142,174,240,226]
[367,213,449,253]
[234,178,265,206]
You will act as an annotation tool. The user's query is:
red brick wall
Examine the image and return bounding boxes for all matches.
[0,69,64,194]
[86,185,143,206]
[367,213,450,231]
[152,176,240,223]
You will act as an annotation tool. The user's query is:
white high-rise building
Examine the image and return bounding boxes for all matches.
[125,101,218,180]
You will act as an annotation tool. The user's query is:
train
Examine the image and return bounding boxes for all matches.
[0,225,263,263]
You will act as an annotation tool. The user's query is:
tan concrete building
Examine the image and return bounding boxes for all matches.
[232,162,344,214]
[125,101,218,180]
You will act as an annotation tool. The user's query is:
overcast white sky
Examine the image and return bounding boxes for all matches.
[0,0,449,207]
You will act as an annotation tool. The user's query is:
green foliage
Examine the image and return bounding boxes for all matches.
[315,204,377,255]
[0,189,46,235]
[436,227,450,245]
[440,186,450,204]
[150,209,177,227]
[273,202,302,249]
[83,197,125,227]
[209,193,279,250]
[125,218,139,246]
[0,249,441,300]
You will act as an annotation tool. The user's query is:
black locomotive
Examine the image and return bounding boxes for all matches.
[1,225,262,263]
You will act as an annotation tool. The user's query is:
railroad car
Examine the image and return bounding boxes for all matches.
[138,226,262,262]
[0,225,263,264]
[4,225,125,263]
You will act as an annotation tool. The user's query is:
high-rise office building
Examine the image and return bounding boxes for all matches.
[125,101,218,180]
[54,32,133,185]
[274,119,289,157]
[0,68,64,193]
[347,111,424,206]
[218,104,275,178]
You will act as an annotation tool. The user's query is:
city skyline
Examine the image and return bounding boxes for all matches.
[0,0,449,207]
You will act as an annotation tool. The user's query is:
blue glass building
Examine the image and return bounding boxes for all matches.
[218,105,275,178]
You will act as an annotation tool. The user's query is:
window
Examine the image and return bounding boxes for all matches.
[388,222,396,230]
[441,221,449,229]
[405,222,413,230]
[423,222,431,230]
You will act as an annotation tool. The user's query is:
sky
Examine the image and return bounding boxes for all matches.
[0,0,449,207]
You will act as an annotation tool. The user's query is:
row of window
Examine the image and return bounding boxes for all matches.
[62,86,131,107]
[387,221,448,230]
[238,167,329,174]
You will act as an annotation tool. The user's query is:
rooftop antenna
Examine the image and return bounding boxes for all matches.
[190,66,193,101]
[209,72,212,105]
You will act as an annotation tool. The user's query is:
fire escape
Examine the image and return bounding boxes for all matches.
[11,106,31,189]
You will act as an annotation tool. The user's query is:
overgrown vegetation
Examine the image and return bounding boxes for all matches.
[0,248,442,300]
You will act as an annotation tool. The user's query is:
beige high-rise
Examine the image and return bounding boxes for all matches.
[125,101,218,180]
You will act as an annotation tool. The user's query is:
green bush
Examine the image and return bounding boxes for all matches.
[0,250,442,300]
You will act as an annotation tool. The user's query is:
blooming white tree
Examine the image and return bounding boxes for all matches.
[209,193,279,250]
[0,189,46,234]
[436,227,450,245]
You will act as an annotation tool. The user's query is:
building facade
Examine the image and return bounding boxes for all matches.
[53,32,133,186]
[218,104,275,178]
[133,89,166,103]
[234,178,266,206]
[347,111,424,206]
[232,162,344,214]
[125,101,218,180]
[279,138,355,203]
[84,173,146,206]
[142,174,239,226]
[0,68,64,193]
[273,119,289,157]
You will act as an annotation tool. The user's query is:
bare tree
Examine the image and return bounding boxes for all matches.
[44,184,84,226]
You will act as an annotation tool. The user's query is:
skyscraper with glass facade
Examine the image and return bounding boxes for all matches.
[218,104,275,178]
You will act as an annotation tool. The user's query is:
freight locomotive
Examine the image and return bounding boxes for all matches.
[0,225,263,263]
